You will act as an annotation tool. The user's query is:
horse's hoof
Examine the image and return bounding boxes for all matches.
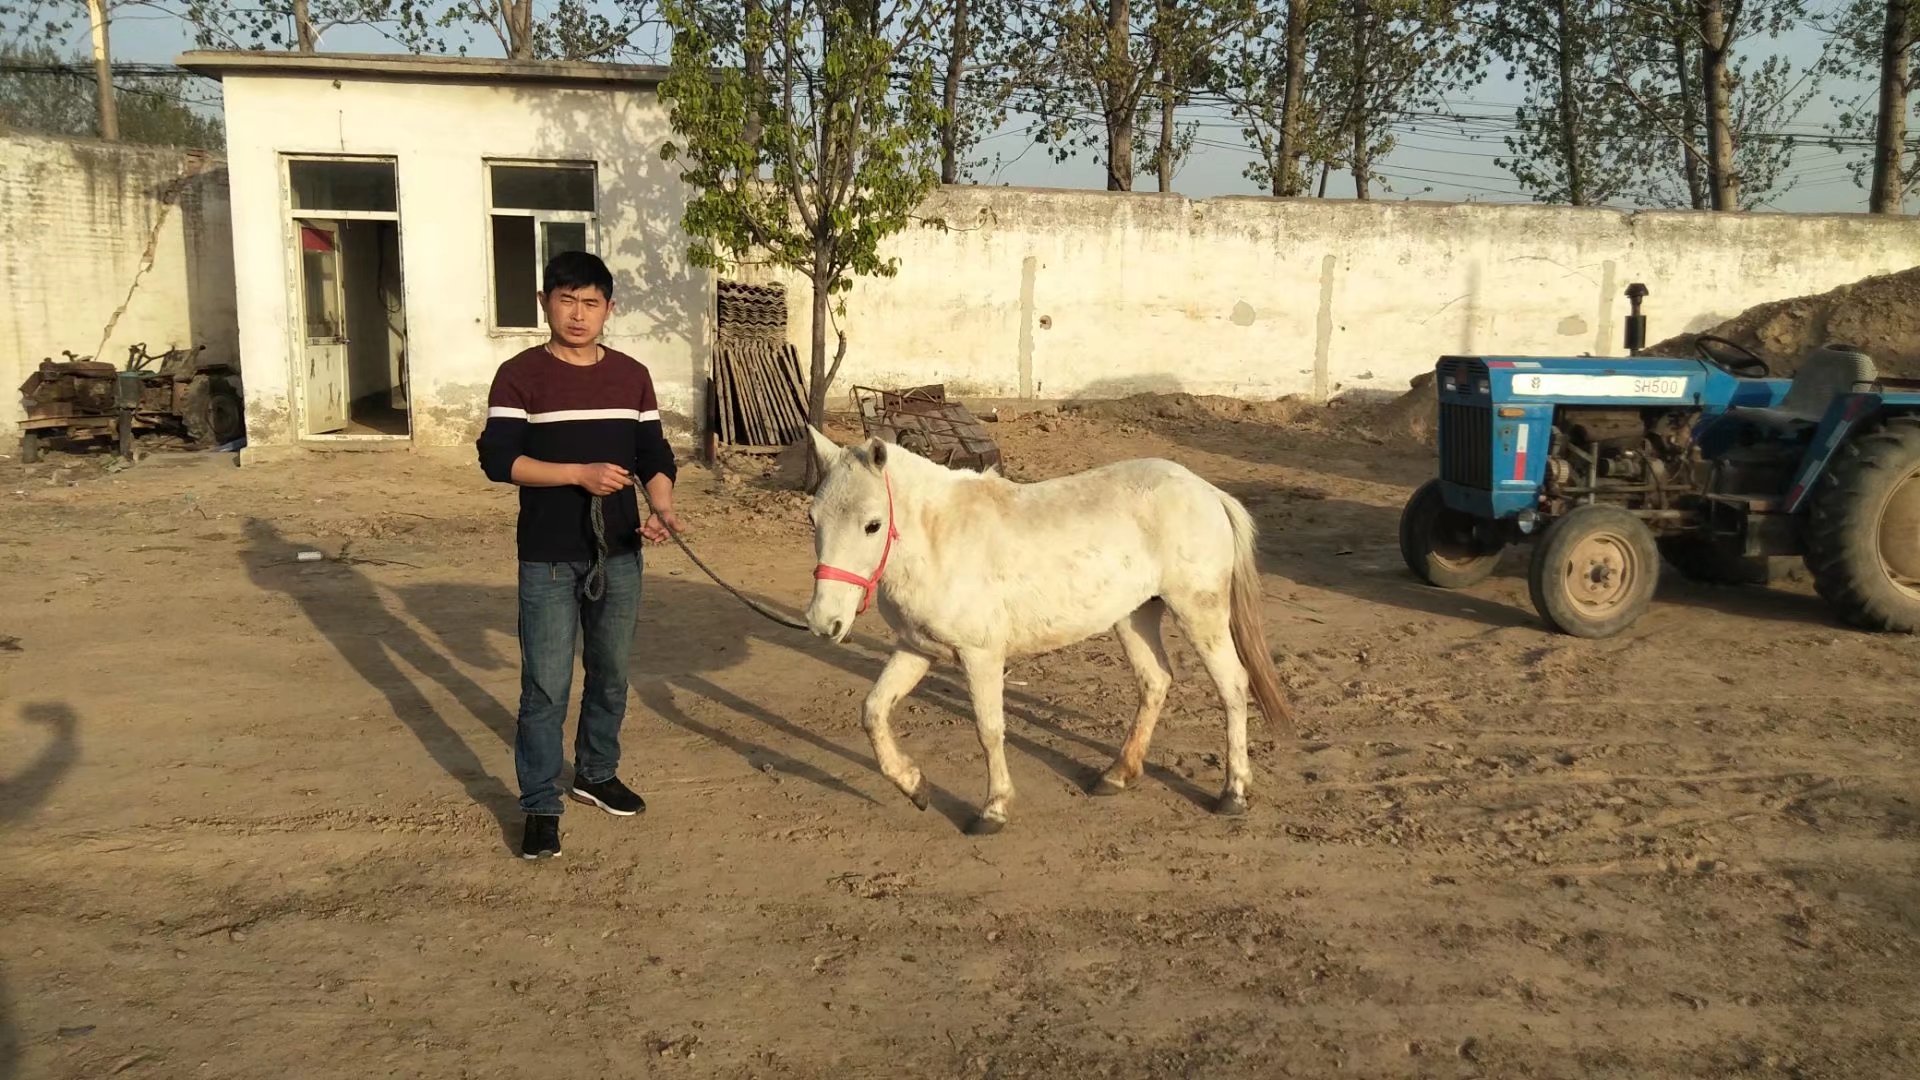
[1214,792,1249,817]
[966,814,1006,836]
[1088,774,1127,797]
[907,781,930,812]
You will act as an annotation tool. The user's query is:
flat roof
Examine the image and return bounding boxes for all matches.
[177,51,671,88]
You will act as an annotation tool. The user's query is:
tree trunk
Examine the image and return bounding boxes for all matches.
[505,0,535,59]
[1157,83,1175,191]
[745,0,765,159]
[1105,0,1133,191]
[1698,0,1738,211]
[1553,0,1585,205]
[1675,27,1707,209]
[1348,0,1371,200]
[1153,0,1175,191]
[86,0,117,140]
[294,0,317,51]
[807,264,832,429]
[1870,0,1913,214]
[1276,0,1308,197]
[942,0,969,184]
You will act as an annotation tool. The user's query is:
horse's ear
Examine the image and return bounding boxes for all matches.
[866,437,888,471]
[806,426,840,473]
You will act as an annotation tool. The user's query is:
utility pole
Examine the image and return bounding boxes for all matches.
[87,0,119,140]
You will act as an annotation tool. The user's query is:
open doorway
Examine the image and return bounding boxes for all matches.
[288,156,411,438]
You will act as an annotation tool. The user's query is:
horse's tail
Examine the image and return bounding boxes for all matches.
[1219,490,1296,737]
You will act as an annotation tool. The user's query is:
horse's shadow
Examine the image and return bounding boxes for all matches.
[387,567,1220,828]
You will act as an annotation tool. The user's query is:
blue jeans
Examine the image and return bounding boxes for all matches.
[515,553,642,816]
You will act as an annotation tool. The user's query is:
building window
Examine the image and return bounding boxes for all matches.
[290,158,398,214]
[487,161,598,329]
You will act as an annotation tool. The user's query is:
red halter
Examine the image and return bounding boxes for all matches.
[812,472,900,615]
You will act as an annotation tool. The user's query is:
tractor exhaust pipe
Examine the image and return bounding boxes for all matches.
[1623,283,1648,355]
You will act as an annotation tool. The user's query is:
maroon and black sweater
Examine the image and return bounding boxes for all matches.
[476,345,678,563]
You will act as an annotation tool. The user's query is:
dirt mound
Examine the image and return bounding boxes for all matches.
[1376,371,1438,443]
[1062,391,1317,428]
[1647,264,1920,377]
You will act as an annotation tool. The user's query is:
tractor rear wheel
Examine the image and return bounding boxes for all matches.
[1399,478,1501,589]
[1803,417,1920,632]
[1527,505,1660,638]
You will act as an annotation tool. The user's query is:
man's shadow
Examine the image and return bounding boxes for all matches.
[1,701,84,1079]
[240,519,520,849]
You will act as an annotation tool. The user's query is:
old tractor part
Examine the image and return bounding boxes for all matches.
[851,383,1002,472]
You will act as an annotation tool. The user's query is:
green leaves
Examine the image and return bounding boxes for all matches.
[658,0,947,421]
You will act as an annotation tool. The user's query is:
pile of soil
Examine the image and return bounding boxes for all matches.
[1060,391,1317,428]
[1378,263,1920,443]
[1374,371,1439,443]
[1647,264,1920,377]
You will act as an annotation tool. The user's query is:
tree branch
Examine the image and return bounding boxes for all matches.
[1610,71,1715,164]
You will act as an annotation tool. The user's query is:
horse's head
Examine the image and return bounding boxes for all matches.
[805,427,899,643]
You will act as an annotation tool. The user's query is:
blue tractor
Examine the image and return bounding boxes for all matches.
[1399,283,1920,638]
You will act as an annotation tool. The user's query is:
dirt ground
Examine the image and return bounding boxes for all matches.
[2,397,1916,1080]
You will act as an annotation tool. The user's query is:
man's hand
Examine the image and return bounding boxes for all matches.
[640,509,685,545]
[573,463,632,496]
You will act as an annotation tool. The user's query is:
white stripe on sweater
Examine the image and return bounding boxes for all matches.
[487,408,660,424]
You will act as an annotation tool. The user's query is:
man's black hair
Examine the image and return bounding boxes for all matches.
[542,250,614,301]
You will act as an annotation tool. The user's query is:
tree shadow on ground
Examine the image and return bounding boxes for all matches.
[1,701,84,1080]
[240,519,520,852]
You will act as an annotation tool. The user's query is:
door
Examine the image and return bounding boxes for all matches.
[298,220,349,434]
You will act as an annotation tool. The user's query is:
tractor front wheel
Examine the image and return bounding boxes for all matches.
[1803,417,1920,632]
[1400,478,1502,589]
[1527,505,1660,638]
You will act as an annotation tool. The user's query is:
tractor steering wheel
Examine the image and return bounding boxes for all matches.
[1694,334,1772,378]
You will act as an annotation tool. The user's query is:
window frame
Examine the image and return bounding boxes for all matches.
[483,158,601,333]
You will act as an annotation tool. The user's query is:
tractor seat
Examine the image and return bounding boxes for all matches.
[1727,345,1878,434]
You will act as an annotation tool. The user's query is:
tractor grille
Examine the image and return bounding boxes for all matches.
[1440,401,1493,490]
[1438,357,1480,389]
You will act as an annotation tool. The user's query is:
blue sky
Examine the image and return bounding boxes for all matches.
[79,1,1891,213]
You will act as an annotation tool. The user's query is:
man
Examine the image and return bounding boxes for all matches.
[476,250,682,860]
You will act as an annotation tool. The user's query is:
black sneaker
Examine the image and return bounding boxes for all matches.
[520,814,561,859]
[570,774,645,816]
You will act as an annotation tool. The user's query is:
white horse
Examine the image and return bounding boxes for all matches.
[803,428,1293,835]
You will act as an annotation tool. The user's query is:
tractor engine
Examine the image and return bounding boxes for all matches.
[1542,407,1702,511]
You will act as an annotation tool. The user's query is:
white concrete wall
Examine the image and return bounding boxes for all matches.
[0,135,238,433]
[757,188,1920,405]
[217,71,704,447]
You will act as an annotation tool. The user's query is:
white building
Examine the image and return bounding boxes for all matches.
[178,52,706,453]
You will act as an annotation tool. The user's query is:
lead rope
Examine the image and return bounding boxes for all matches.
[582,486,810,632]
[581,495,611,602]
